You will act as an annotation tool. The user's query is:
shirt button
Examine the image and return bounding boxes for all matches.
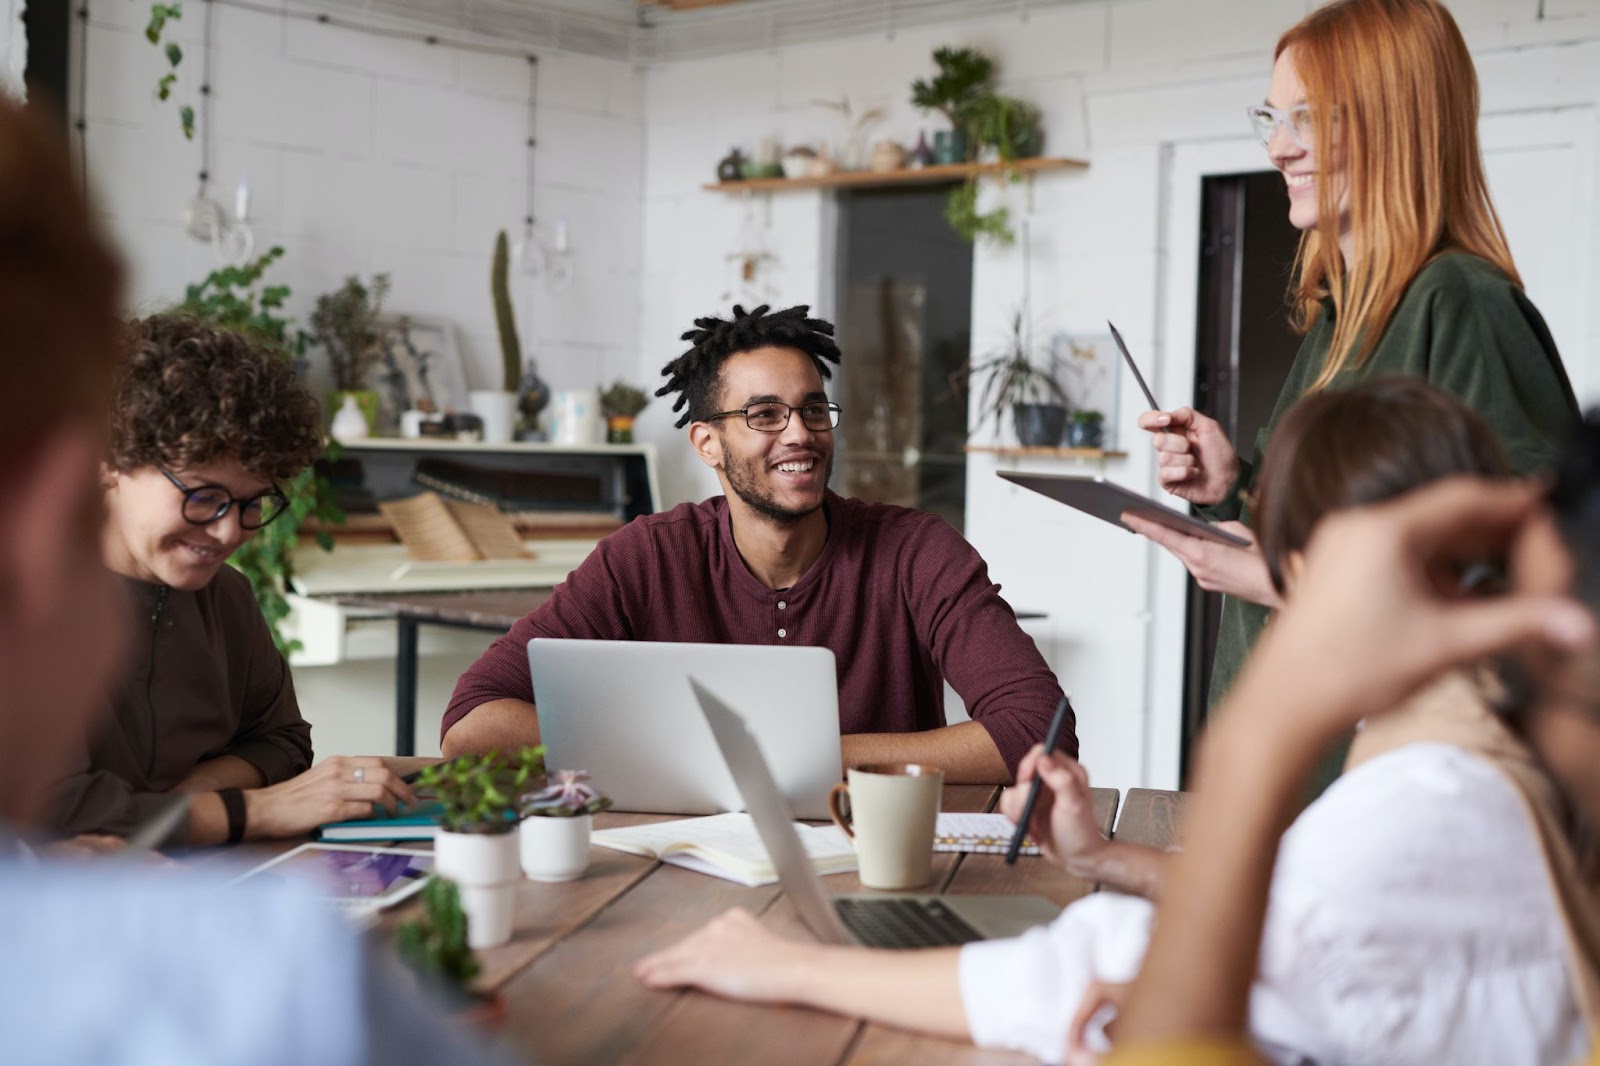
[778,628,787,638]
[778,601,787,610]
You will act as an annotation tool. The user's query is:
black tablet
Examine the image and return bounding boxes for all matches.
[998,471,1251,547]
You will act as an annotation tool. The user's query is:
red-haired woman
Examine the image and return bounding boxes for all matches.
[1130,0,1579,706]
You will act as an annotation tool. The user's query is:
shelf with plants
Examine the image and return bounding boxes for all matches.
[964,445,1129,460]
[701,156,1086,194]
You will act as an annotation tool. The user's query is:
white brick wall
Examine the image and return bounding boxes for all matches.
[633,0,1600,790]
[1,0,22,101]
[80,0,645,396]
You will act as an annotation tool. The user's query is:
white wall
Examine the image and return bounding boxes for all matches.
[634,0,1600,791]
[79,0,646,395]
[2,0,23,100]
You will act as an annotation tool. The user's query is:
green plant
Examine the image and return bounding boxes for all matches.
[491,230,522,392]
[309,274,391,393]
[1072,409,1104,425]
[967,94,1043,161]
[179,247,343,656]
[522,769,613,818]
[910,46,993,139]
[958,309,1068,440]
[944,182,1014,247]
[395,877,481,991]
[145,3,194,139]
[419,747,546,834]
[598,381,651,420]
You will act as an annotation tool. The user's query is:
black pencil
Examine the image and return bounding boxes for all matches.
[1005,695,1072,865]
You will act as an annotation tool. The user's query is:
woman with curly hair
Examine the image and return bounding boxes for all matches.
[51,313,414,847]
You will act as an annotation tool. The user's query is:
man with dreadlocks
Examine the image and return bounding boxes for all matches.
[441,304,1072,782]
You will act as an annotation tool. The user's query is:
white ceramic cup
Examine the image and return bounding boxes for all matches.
[468,390,518,445]
[828,763,943,890]
[550,388,600,445]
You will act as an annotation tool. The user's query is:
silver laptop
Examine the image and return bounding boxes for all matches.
[529,639,841,819]
[692,677,1061,949]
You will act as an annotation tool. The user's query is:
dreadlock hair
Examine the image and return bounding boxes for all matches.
[657,304,841,429]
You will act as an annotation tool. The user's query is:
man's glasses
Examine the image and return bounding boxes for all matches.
[1245,103,1317,151]
[705,401,842,433]
[160,467,289,530]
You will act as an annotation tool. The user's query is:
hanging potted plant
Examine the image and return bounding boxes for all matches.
[416,747,544,949]
[310,273,390,438]
[394,877,506,1028]
[519,768,612,882]
[1067,409,1106,449]
[598,381,650,444]
[960,309,1069,447]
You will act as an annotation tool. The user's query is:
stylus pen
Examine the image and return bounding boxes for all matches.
[1005,695,1073,865]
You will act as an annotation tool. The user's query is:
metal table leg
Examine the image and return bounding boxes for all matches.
[394,616,418,757]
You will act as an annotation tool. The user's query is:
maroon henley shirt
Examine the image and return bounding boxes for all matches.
[444,491,1074,774]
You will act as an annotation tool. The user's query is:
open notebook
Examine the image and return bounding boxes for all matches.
[591,812,856,887]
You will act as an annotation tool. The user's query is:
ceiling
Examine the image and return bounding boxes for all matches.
[295,0,1103,63]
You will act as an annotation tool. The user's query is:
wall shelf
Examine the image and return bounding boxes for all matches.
[703,156,1087,194]
[964,445,1128,460]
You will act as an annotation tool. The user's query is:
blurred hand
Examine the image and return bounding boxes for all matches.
[1242,478,1596,742]
[1065,979,1130,1065]
[243,755,415,840]
[1121,514,1281,608]
[998,748,1106,867]
[1138,408,1239,507]
[633,907,812,1003]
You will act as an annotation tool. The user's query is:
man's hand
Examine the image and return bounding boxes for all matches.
[633,907,815,1003]
[243,755,416,840]
[1138,408,1240,507]
[1121,514,1282,607]
[997,747,1107,866]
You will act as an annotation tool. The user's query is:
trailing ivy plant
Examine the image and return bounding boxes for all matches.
[145,3,194,139]
[178,246,344,655]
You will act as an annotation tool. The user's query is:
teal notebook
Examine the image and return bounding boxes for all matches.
[315,801,445,842]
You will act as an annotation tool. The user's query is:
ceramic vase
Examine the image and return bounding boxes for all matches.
[468,390,518,445]
[519,814,592,883]
[434,830,521,949]
[550,389,600,445]
[329,392,371,443]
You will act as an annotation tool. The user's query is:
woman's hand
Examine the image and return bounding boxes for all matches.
[242,755,415,840]
[633,907,816,1003]
[1121,514,1282,608]
[998,747,1107,867]
[1138,408,1239,507]
[1065,979,1130,1065]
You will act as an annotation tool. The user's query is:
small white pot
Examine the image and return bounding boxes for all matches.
[434,830,521,949]
[468,389,519,445]
[520,814,592,882]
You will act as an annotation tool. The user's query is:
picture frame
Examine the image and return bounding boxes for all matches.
[371,314,468,430]
[1048,331,1123,449]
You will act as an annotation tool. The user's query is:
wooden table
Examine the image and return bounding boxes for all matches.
[332,589,554,756]
[358,783,1150,1065]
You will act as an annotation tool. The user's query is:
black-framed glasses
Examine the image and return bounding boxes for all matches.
[705,401,842,433]
[159,466,289,530]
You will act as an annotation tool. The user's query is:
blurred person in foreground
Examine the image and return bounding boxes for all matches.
[635,379,1600,1064]
[1109,427,1600,1064]
[0,98,505,1065]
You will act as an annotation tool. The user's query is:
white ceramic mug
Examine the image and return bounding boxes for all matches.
[550,388,600,445]
[828,763,943,890]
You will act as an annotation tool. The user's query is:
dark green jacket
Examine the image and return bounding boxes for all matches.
[1204,252,1579,707]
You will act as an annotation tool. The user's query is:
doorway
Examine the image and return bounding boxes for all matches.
[833,185,973,530]
[1180,169,1302,781]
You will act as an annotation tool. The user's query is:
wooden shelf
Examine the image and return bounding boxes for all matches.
[964,446,1128,460]
[703,156,1087,194]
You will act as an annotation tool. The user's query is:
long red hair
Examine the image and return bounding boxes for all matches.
[1278,0,1519,389]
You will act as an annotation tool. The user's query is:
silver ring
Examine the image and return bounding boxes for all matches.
[353,767,365,783]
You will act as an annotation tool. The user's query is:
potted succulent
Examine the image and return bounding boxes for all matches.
[394,876,508,1026]
[473,230,525,444]
[598,381,651,444]
[1067,409,1106,449]
[417,747,544,949]
[961,309,1070,447]
[519,768,612,882]
[310,273,390,435]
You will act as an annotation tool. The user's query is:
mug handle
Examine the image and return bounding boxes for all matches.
[827,783,854,839]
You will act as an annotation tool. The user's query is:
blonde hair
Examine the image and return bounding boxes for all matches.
[1278,0,1518,389]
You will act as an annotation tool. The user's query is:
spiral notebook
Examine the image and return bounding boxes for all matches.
[934,812,1040,856]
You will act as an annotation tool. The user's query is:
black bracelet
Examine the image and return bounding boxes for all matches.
[218,788,247,845]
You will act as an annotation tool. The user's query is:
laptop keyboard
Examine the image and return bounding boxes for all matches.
[833,897,984,949]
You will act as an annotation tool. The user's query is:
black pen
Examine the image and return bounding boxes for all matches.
[1005,695,1073,865]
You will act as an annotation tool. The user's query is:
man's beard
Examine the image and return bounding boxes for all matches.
[722,448,833,525]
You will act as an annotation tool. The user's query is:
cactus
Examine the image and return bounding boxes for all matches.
[491,230,522,392]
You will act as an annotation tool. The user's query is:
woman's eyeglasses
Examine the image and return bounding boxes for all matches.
[159,467,289,529]
[1245,104,1317,151]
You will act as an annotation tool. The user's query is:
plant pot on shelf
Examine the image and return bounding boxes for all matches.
[1067,414,1105,449]
[468,390,518,445]
[433,830,521,949]
[931,129,967,165]
[520,814,592,882]
[327,389,379,439]
[1012,403,1068,447]
[605,415,636,444]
